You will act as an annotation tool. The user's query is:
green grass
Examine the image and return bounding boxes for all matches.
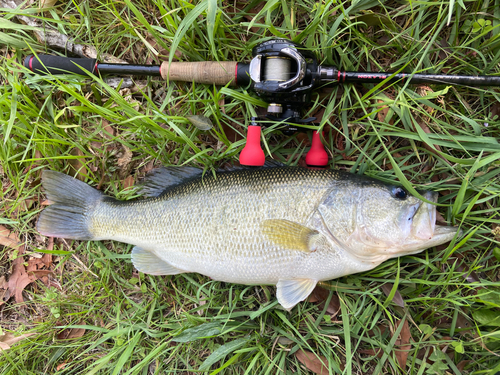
[1,0,500,374]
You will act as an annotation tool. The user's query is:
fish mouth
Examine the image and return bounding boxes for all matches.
[398,191,460,255]
[410,191,437,240]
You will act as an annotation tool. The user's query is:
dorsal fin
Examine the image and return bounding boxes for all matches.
[217,160,285,172]
[140,167,203,197]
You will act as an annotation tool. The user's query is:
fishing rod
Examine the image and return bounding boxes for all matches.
[24,39,500,167]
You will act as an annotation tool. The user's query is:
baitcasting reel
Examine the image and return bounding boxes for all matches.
[240,39,330,166]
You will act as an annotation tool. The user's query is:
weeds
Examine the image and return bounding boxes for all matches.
[1,0,500,374]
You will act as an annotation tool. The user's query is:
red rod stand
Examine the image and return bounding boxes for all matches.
[305,131,328,167]
[240,125,265,166]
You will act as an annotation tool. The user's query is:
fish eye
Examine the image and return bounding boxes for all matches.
[392,187,408,200]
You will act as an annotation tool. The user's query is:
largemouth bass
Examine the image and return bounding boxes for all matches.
[37,166,459,310]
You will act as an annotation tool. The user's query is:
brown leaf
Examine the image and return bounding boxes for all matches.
[68,148,88,181]
[457,360,471,372]
[308,286,341,317]
[0,225,22,250]
[416,86,436,113]
[381,283,405,307]
[117,146,133,171]
[56,363,67,371]
[39,0,58,8]
[0,276,8,305]
[394,319,412,370]
[57,323,86,340]
[42,237,54,269]
[295,350,329,375]
[0,332,37,351]
[1,226,36,304]
[8,256,36,304]
[102,120,116,139]
[122,175,135,189]
[376,99,393,124]
[456,313,473,335]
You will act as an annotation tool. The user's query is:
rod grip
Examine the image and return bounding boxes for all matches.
[160,61,237,86]
[24,54,97,75]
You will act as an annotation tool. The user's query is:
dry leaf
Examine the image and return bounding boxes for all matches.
[295,350,329,375]
[56,363,67,371]
[42,237,54,269]
[0,275,8,304]
[416,86,435,114]
[0,225,22,250]
[1,226,47,303]
[457,360,471,372]
[394,319,412,369]
[57,323,86,340]
[39,0,58,8]
[122,175,135,189]
[1,226,34,303]
[376,99,393,124]
[68,148,88,181]
[0,332,37,351]
[381,283,405,307]
[117,146,133,171]
[308,286,341,317]
[102,120,116,139]
[186,115,213,131]
[8,256,36,304]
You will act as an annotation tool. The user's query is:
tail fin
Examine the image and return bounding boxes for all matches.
[37,170,104,240]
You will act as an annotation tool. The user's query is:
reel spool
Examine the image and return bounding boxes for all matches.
[264,56,292,82]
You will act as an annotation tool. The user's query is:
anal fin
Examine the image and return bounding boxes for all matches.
[276,279,317,311]
[131,246,184,275]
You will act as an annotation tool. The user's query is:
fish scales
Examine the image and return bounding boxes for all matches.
[37,166,460,309]
[91,168,345,284]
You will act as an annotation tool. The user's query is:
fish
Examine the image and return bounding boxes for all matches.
[36,165,460,310]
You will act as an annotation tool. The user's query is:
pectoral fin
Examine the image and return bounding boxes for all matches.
[262,219,320,253]
[131,246,184,275]
[276,279,317,310]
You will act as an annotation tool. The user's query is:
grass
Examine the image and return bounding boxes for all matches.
[1,0,500,373]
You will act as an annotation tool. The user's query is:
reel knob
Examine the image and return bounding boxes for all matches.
[305,131,328,167]
[239,125,265,167]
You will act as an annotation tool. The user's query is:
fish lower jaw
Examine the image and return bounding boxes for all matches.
[388,225,460,256]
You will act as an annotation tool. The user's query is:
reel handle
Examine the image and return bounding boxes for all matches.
[24,54,98,75]
[24,54,251,86]
[160,61,244,86]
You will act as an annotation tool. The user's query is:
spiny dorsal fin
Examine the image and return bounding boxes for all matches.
[217,159,285,172]
[276,279,317,310]
[140,167,203,197]
[261,219,320,253]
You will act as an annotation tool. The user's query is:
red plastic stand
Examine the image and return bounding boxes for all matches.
[305,131,328,167]
[240,125,265,166]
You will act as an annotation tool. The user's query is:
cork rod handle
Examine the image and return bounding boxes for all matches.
[160,61,238,86]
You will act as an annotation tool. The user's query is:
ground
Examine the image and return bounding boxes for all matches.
[1,0,500,374]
